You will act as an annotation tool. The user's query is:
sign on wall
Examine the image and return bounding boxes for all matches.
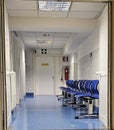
[63,56,68,62]
[41,63,49,66]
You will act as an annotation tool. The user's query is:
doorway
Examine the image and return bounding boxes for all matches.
[2,0,113,130]
[34,55,63,96]
[36,56,55,95]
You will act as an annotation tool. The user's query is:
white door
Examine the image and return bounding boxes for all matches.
[36,56,55,95]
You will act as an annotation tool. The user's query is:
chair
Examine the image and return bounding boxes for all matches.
[74,80,99,119]
[67,80,86,106]
[57,80,74,100]
[71,80,92,109]
[57,80,76,106]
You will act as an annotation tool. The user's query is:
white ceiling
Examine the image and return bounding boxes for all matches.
[17,31,73,48]
[5,0,107,50]
[6,0,106,19]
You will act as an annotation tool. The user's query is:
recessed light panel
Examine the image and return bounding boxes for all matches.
[39,1,71,11]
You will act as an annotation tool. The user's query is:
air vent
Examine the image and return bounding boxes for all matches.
[41,49,47,54]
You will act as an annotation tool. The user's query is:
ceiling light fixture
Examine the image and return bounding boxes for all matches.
[39,1,71,11]
[47,40,53,44]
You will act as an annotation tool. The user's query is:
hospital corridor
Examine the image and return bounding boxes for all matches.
[1,0,114,130]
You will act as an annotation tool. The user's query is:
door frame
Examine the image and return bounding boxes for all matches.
[33,53,63,96]
[111,1,114,129]
[35,56,55,95]
[0,0,7,130]
[1,0,112,130]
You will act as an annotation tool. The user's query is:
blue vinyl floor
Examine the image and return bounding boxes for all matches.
[9,96,106,130]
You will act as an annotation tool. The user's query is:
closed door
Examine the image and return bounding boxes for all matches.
[36,56,55,95]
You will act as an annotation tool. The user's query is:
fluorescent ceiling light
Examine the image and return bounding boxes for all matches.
[39,1,71,11]
[47,40,53,44]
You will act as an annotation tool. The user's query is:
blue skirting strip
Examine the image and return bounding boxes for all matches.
[25,93,34,98]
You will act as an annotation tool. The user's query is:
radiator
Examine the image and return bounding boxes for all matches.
[10,71,16,110]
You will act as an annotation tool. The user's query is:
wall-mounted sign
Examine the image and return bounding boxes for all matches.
[63,56,68,62]
[41,63,49,66]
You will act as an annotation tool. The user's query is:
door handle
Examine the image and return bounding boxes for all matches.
[96,72,107,80]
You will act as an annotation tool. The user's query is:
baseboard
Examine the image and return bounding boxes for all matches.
[99,113,108,128]
[7,114,11,129]
[7,126,11,130]
[25,93,34,98]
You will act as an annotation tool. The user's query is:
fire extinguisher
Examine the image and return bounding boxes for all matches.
[64,67,69,80]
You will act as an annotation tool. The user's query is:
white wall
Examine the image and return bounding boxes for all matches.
[26,48,63,95]
[9,16,96,32]
[5,8,26,125]
[78,29,99,60]
[25,49,34,93]
[67,22,99,80]
[54,56,63,95]
[68,5,108,128]
[4,4,12,127]
[98,5,108,127]
[78,49,99,80]
[70,26,99,109]
[11,32,26,102]
[69,29,99,80]
[69,53,78,80]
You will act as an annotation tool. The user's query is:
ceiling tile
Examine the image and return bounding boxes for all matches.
[24,42,38,46]
[36,34,54,41]
[35,32,54,37]
[19,32,35,37]
[22,37,36,43]
[8,10,38,17]
[68,12,98,19]
[54,37,70,41]
[53,40,66,45]
[52,44,64,48]
[70,2,106,12]
[17,31,74,49]
[39,11,68,18]
[54,32,71,37]
[6,0,37,10]
[38,44,52,48]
